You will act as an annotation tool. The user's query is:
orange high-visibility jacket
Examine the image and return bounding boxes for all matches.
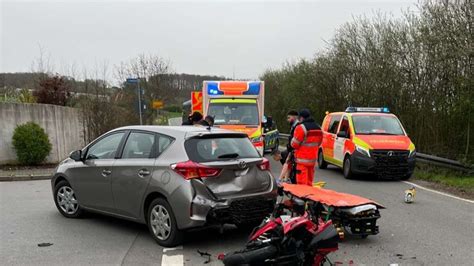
[290,119,323,166]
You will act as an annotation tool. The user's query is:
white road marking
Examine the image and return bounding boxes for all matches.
[403,181,474,204]
[162,245,184,265]
[163,246,183,252]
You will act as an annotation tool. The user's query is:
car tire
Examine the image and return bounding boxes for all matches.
[54,180,83,218]
[147,198,183,247]
[343,156,354,180]
[318,149,328,169]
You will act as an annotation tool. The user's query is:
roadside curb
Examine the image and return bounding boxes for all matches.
[0,175,52,182]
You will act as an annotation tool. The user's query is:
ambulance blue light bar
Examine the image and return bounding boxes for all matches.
[243,82,261,95]
[345,107,390,113]
[207,82,223,95]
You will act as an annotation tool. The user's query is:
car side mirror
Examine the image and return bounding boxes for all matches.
[337,131,348,138]
[69,150,82,161]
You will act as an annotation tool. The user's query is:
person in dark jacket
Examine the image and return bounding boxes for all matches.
[182,118,192,125]
[198,115,215,127]
[284,110,299,161]
[182,112,204,126]
[278,110,299,182]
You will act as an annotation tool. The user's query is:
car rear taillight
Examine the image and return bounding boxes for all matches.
[258,157,270,171]
[171,160,222,180]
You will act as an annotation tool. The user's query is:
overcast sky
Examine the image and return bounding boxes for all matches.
[1,0,417,82]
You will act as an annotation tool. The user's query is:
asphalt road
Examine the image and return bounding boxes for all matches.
[1,158,473,265]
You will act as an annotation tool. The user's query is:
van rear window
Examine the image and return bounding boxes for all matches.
[185,135,260,162]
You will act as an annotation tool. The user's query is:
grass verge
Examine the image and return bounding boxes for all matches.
[413,163,474,195]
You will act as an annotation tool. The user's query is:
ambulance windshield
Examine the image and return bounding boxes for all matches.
[352,115,405,135]
[208,102,259,125]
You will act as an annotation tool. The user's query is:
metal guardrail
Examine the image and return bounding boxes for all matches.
[277,133,473,173]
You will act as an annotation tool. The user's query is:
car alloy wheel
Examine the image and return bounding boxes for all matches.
[57,185,79,215]
[150,204,172,240]
[147,198,183,247]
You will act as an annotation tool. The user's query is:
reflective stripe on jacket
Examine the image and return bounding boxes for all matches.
[290,118,322,166]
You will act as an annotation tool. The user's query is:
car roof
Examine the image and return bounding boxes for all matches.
[112,125,247,139]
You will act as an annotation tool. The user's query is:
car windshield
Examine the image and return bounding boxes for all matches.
[185,135,260,162]
[352,115,405,135]
[208,102,259,125]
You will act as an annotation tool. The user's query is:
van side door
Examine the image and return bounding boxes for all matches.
[334,115,351,163]
[323,114,341,162]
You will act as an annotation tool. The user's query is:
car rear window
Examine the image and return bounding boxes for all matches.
[185,135,261,162]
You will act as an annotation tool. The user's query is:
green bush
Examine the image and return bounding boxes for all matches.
[12,122,52,165]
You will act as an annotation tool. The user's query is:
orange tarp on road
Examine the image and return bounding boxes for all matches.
[282,184,385,209]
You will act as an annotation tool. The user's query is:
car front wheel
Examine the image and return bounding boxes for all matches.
[54,180,83,218]
[147,198,183,247]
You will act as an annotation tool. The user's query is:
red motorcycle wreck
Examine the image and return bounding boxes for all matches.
[222,187,340,266]
[222,184,384,266]
[283,184,385,239]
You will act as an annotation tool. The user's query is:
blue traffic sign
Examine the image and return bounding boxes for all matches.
[126,78,139,84]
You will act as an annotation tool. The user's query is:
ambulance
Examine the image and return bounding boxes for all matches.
[318,107,416,180]
[187,81,275,155]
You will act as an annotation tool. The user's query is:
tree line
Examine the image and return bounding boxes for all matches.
[1,57,225,142]
[262,0,472,162]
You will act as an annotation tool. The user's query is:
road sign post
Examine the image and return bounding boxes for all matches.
[126,77,143,125]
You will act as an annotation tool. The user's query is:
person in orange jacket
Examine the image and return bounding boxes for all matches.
[290,109,323,186]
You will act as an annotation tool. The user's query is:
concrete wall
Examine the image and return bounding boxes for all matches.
[0,103,85,164]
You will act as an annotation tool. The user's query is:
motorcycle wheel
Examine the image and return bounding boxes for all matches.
[223,245,278,266]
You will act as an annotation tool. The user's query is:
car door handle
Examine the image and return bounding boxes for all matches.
[102,169,112,177]
[138,169,150,177]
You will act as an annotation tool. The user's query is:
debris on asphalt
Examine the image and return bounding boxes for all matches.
[217,253,225,261]
[405,187,416,203]
[37,243,53,247]
[197,250,211,264]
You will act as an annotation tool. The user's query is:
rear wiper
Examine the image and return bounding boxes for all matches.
[217,153,240,159]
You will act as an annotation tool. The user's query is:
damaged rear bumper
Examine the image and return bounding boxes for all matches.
[182,178,277,229]
[207,196,276,225]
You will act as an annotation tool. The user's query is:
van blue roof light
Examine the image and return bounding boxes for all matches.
[345,107,391,113]
[345,107,357,112]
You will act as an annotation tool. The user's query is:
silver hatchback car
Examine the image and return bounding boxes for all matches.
[51,126,277,247]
